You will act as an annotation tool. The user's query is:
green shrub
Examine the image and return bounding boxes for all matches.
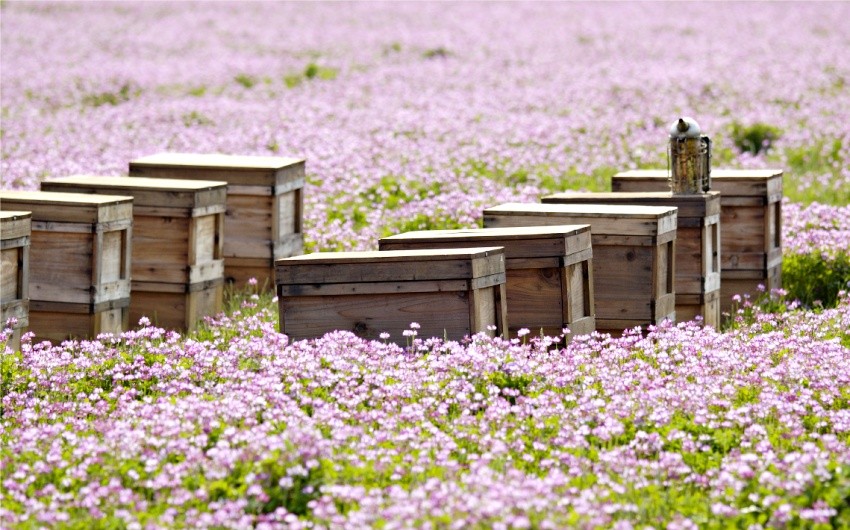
[783,251,850,308]
[729,122,782,155]
[234,74,257,89]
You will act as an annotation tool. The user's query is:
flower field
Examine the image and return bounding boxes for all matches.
[2,2,850,528]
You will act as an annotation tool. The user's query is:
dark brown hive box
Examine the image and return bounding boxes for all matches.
[276,247,508,344]
[483,203,677,336]
[379,225,595,340]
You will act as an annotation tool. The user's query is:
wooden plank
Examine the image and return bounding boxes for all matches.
[226,262,275,289]
[469,286,498,337]
[132,277,223,294]
[542,191,721,219]
[188,260,226,285]
[612,169,783,197]
[280,279,473,297]
[0,211,32,240]
[565,316,595,338]
[273,233,305,261]
[130,282,223,332]
[0,191,134,224]
[280,291,474,343]
[101,230,125,283]
[276,247,505,284]
[0,299,28,325]
[562,261,588,325]
[505,266,564,333]
[29,231,93,304]
[380,225,592,259]
[42,176,228,210]
[132,215,189,282]
[29,303,129,342]
[224,193,273,259]
[562,247,593,268]
[129,152,306,188]
[483,202,678,237]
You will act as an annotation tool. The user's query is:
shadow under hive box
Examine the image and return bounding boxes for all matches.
[483,202,678,337]
[542,191,722,329]
[379,224,595,341]
[612,169,782,314]
[41,176,228,332]
[0,191,133,342]
[276,247,508,345]
[1,211,31,351]
[129,152,305,288]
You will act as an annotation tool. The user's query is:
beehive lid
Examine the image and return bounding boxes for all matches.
[379,225,591,260]
[0,211,32,240]
[41,176,227,209]
[130,152,305,187]
[0,190,133,224]
[483,202,677,236]
[613,169,783,199]
[277,247,505,285]
[542,191,720,218]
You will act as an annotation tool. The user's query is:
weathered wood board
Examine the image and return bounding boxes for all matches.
[379,225,595,340]
[482,203,677,336]
[129,153,305,287]
[276,247,508,343]
[0,191,133,341]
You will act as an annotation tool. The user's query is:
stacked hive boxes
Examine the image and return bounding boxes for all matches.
[379,225,595,340]
[483,203,677,336]
[0,191,133,341]
[129,153,305,287]
[612,169,783,313]
[41,176,228,331]
[542,191,722,328]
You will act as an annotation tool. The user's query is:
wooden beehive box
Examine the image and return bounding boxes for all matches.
[129,152,305,287]
[1,211,31,351]
[379,225,595,340]
[542,191,722,328]
[276,247,508,344]
[483,203,677,336]
[0,191,133,342]
[41,176,227,331]
[612,169,783,313]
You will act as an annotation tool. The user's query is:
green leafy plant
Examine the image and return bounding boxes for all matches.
[783,251,850,308]
[729,121,782,155]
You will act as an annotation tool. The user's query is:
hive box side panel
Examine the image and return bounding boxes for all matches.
[29,231,93,304]
[223,258,275,289]
[280,291,474,343]
[225,194,274,259]
[133,215,190,282]
[130,283,224,332]
[29,305,129,342]
[591,244,656,321]
[504,267,563,335]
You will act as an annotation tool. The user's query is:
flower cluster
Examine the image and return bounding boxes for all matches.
[2,293,849,527]
[2,2,849,251]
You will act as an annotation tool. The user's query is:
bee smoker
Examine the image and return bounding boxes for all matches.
[668,117,711,194]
